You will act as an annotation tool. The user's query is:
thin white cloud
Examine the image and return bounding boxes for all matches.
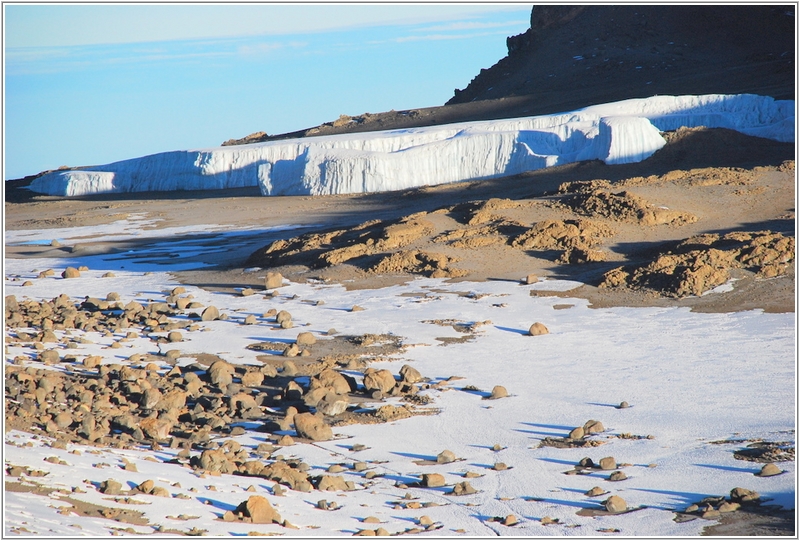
[370,29,514,45]
[5,4,531,48]
[411,20,529,32]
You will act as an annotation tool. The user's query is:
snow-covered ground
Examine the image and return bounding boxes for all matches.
[4,217,795,536]
[28,94,794,197]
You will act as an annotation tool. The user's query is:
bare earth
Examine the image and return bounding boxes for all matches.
[6,126,795,315]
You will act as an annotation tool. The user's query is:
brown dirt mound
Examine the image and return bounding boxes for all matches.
[512,219,615,264]
[247,214,434,270]
[560,187,697,226]
[601,231,795,297]
[370,250,466,279]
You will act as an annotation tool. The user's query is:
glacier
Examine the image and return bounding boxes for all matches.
[28,94,795,197]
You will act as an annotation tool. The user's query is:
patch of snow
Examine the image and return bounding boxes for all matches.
[28,94,794,197]
[3,251,795,536]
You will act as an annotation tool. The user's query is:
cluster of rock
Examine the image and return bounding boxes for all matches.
[676,487,763,521]
[601,230,795,297]
[4,287,212,351]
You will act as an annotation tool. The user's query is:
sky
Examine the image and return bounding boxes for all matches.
[3,3,532,180]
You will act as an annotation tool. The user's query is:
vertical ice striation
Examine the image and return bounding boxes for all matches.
[28,94,794,197]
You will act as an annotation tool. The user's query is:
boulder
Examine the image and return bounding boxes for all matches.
[599,457,616,470]
[528,322,549,336]
[296,332,316,347]
[451,481,477,495]
[316,393,349,416]
[99,479,123,495]
[208,359,235,387]
[399,364,423,384]
[604,495,627,513]
[436,449,457,464]
[312,369,353,395]
[363,368,396,394]
[264,272,284,289]
[584,420,605,433]
[61,267,80,279]
[235,495,281,524]
[201,306,220,321]
[568,427,585,440]
[294,412,333,441]
[757,463,782,477]
[422,473,446,487]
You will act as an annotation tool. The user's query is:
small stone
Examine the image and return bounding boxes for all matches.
[528,322,549,336]
[502,515,518,526]
[296,332,316,346]
[264,272,284,289]
[277,435,294,446]
[618,401,630,409]
[240,288,256,297]
[350,305,364,312]
[451,481,477,495]
[492,463,508,471]
[702,510,721,520]
[422,473,446,488]
[540,516,558,525]
[608,470,627,482]
[604,495,627,514]
[61,267,80,279]
[436,449,457,464]
[362,516,381,524]
[102,272,116,278]
[718,501,740,513]
[201,306,220,321]
[167,331,183,343]
[730,487,759,502]
[599,457,616,470]
[524,274,538,284]
[243,315,257,325]
[99,479,123,495]
[568,427,585,440]
[327,464,345,473]
[399,365,423,384]
[137,479,155,494]
[585,486,605,497]
[584,420,605,433]
[294,412,333,441]
[235,495,281,524]
[418,516,433,526]
[489,385,509,399]
[578,457,594,468]
[758,463,782,477]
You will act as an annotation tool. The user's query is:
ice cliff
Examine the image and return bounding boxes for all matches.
[28,94,795,197]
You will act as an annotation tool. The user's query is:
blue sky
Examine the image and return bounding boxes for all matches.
[4,4,532,180]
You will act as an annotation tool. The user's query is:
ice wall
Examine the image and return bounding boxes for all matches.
[28,94,795,197]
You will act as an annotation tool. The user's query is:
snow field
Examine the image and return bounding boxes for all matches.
[4,252,794,536]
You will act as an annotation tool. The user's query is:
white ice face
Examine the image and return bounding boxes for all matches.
[29,94,794,197]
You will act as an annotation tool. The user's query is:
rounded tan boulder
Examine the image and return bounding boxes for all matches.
[235,495,282,524]
[363,368,396,394]
[528,322,549,336]
[294,412,333,441]
[604,495,627,514]
[264,272,284,289]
